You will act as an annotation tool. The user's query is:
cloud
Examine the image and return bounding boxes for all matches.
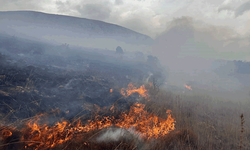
[0,0,43,11]
[115,0,123,5]
[218,5,234,12]
[77,3,112,20]
[235,0,250,17]
[114,7,160,36]
[55,1,74,14]
[1,0,250,39]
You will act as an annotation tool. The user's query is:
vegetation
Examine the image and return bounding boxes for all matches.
[1,88,249,149]
[1,75,250,149]
[116,46,124,54]
[0,35,250,149]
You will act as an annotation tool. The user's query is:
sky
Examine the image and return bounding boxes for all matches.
[1,0,250,61]
[1,0,250,38]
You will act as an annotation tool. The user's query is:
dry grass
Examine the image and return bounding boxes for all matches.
[145,88,250,150]
[1,87,250,150]
[239,114,245,150]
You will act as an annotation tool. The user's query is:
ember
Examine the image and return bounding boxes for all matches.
[184,84,192,90]
[121,83,148,99]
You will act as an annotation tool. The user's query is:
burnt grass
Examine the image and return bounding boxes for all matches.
[0,34,163,123]
[0,43,200,150]
[0,52,155,122]
[1,35,250,149]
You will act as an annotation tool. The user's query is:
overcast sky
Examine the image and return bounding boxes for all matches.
[1,0,250,38]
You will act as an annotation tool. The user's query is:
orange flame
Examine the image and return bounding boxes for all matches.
[1,128,13,138]
[110,105,115,112]
[2,83,175,149]
[19,102,175,149]
[121,83,148,99]
[110,89,113,93]
[184,84,192,90]
[116,103,175,139]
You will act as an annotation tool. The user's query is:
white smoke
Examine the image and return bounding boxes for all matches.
[96,127,142,143]
[145,72,153,84]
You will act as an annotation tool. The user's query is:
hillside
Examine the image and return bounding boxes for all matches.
[0,11,153,51]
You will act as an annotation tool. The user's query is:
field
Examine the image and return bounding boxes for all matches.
[0,35,250,150]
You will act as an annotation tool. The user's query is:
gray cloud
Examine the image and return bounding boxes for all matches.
[0,0,41,11]
[218,5,234,13]
[235,1,250,17]
[77,3,112,20]
[115,0,123,5]
[119,17,152,36]
[56,1,71,13]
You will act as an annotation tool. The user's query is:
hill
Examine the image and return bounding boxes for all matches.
[0,11,153,51]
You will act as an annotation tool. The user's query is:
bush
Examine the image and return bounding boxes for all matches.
[116,46,123,54]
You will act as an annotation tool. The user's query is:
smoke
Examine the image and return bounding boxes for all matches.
[152,16,250,94]
[96,127,142,143]
[145,72,153,84]
[152,16,250,68]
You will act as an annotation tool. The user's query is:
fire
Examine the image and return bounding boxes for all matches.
[110,105,115,112]
[1,128,13,138]
[16,102,175,149]
[22,119,80,149]
[115,103,175,139]
[121,83,148,99]
[1,83,175,149]
[184,84,192,90]
[110,89,113,93]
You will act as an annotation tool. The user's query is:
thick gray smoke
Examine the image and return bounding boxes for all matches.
[152,17,250,98]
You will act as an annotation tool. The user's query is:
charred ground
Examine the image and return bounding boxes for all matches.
[1,34,250,150]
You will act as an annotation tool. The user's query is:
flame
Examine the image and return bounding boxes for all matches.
[110,89,113,93]
[1,128,13,138]
[115,103,175,139]
[18,102,175,149]
[166,110,172,114]
[110,105,115,112]
[121,83,148,99]
[22,119,77,149]
[184,84,192,90]
[1,83,175,149]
